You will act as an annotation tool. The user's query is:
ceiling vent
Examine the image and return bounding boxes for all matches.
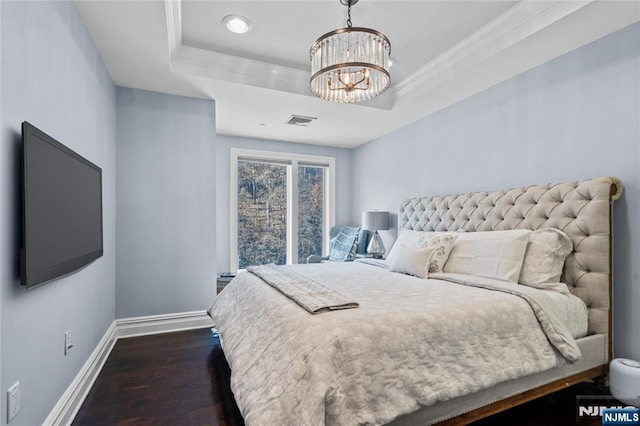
[285,115,317,127]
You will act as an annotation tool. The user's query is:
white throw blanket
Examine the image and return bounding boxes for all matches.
[246,264,359,313]
[208,262,580,426]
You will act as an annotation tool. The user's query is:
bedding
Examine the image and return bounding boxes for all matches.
[383,229,425,265]
[416,233,458,273]
[518,228,573,289]
[246,264,358,313]
[211,177,621,426]
[387,243,433,278]
[442,229,531,282]
[208,262,580,426]
[545,290,589,339]
[385,231,458,275]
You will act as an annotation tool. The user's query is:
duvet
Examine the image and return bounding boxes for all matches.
[208,261,580,426]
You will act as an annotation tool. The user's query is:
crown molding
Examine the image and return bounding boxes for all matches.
[392,0,593,103]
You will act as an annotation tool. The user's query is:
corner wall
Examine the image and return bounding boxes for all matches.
[0,2,4,422]
[0,2,116,424]
[352,23,640,361]
[215,134,353,274]
[115,87,216,318]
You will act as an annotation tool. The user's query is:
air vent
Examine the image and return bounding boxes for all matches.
[285,115,317,127]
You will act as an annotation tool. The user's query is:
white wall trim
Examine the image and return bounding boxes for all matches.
[44,311,213,425]
[43,322,118,426]
[115,310,213,339]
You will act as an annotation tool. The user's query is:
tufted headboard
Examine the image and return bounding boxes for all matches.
[399,177,623,347]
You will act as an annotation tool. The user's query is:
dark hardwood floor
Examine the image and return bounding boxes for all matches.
[72,329,611,425]
[72,328,243,426]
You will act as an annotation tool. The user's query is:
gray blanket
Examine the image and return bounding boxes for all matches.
[247,264,359,313]
[209,262,581,426]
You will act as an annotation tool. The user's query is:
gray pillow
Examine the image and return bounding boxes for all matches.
[328,226,361,262]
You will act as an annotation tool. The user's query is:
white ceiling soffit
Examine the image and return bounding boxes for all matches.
[166,0,592,111]
[74,1,640,148]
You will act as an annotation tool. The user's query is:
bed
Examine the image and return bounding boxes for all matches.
[208,176,623,425]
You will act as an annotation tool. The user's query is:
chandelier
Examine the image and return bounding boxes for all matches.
[310,0,391,103]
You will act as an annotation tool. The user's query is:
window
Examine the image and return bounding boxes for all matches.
[230,149,335,272]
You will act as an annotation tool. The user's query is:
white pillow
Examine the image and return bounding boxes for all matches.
[417,233,458,273]
[443,229,531,283]
[385,230,427,265]
[388,243,433,278]
[519,228,573,290]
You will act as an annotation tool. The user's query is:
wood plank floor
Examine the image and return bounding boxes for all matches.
[72,328,610,425]
[72,328,243,426]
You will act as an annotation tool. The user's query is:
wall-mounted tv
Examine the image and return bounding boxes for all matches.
[21,122,103,289]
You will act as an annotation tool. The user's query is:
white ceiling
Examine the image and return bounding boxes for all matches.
[74,1,640,148]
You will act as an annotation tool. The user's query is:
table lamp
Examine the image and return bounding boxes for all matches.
[362,211,390,259]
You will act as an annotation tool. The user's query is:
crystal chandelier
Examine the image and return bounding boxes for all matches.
[310,0,391,103]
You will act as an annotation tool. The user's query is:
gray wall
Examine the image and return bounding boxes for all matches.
[215,134,353,273]
[116,87,216,318]
[0,2,4,420]
[353,23,640,361]
[0,2,116,424]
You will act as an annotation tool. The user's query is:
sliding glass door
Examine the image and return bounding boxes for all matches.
[231,149,335,272]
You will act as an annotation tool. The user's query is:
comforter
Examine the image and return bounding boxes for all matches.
[208,262,580,426]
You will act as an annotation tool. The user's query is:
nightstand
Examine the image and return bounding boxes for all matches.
[216,275,235,294]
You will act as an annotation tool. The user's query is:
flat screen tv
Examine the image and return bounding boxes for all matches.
[21,122,103,289]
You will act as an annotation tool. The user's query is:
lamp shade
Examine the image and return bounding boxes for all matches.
[362,211,389,231]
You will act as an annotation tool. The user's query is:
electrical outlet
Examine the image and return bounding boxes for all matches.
[7,381,20,423]
[65,330,73,355]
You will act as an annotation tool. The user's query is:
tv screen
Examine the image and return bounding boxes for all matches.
[21,122,103,288]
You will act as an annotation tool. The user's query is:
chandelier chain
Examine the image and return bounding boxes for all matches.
[346,0,352,28]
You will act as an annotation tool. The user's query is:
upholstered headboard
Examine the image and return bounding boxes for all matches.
[399,177,623,342]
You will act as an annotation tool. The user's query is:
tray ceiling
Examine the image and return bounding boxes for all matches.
[74,1,640,148]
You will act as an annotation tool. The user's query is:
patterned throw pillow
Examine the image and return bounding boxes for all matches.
[328,226,361,262]
[417,233,458,273]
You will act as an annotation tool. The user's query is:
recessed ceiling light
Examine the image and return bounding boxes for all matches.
[388,57,397,68]
[222,15,252,34]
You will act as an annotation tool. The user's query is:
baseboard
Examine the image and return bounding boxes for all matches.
[115,310,213,339]
[43,322,118,426]
[44,311,214,425]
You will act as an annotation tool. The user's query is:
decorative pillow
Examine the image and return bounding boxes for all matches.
[385,230,427,265]
[328,226,361,262]
[388,243,433,278]
[417,233,458,273]
[443,229,531,283]
[519,228,573,290]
